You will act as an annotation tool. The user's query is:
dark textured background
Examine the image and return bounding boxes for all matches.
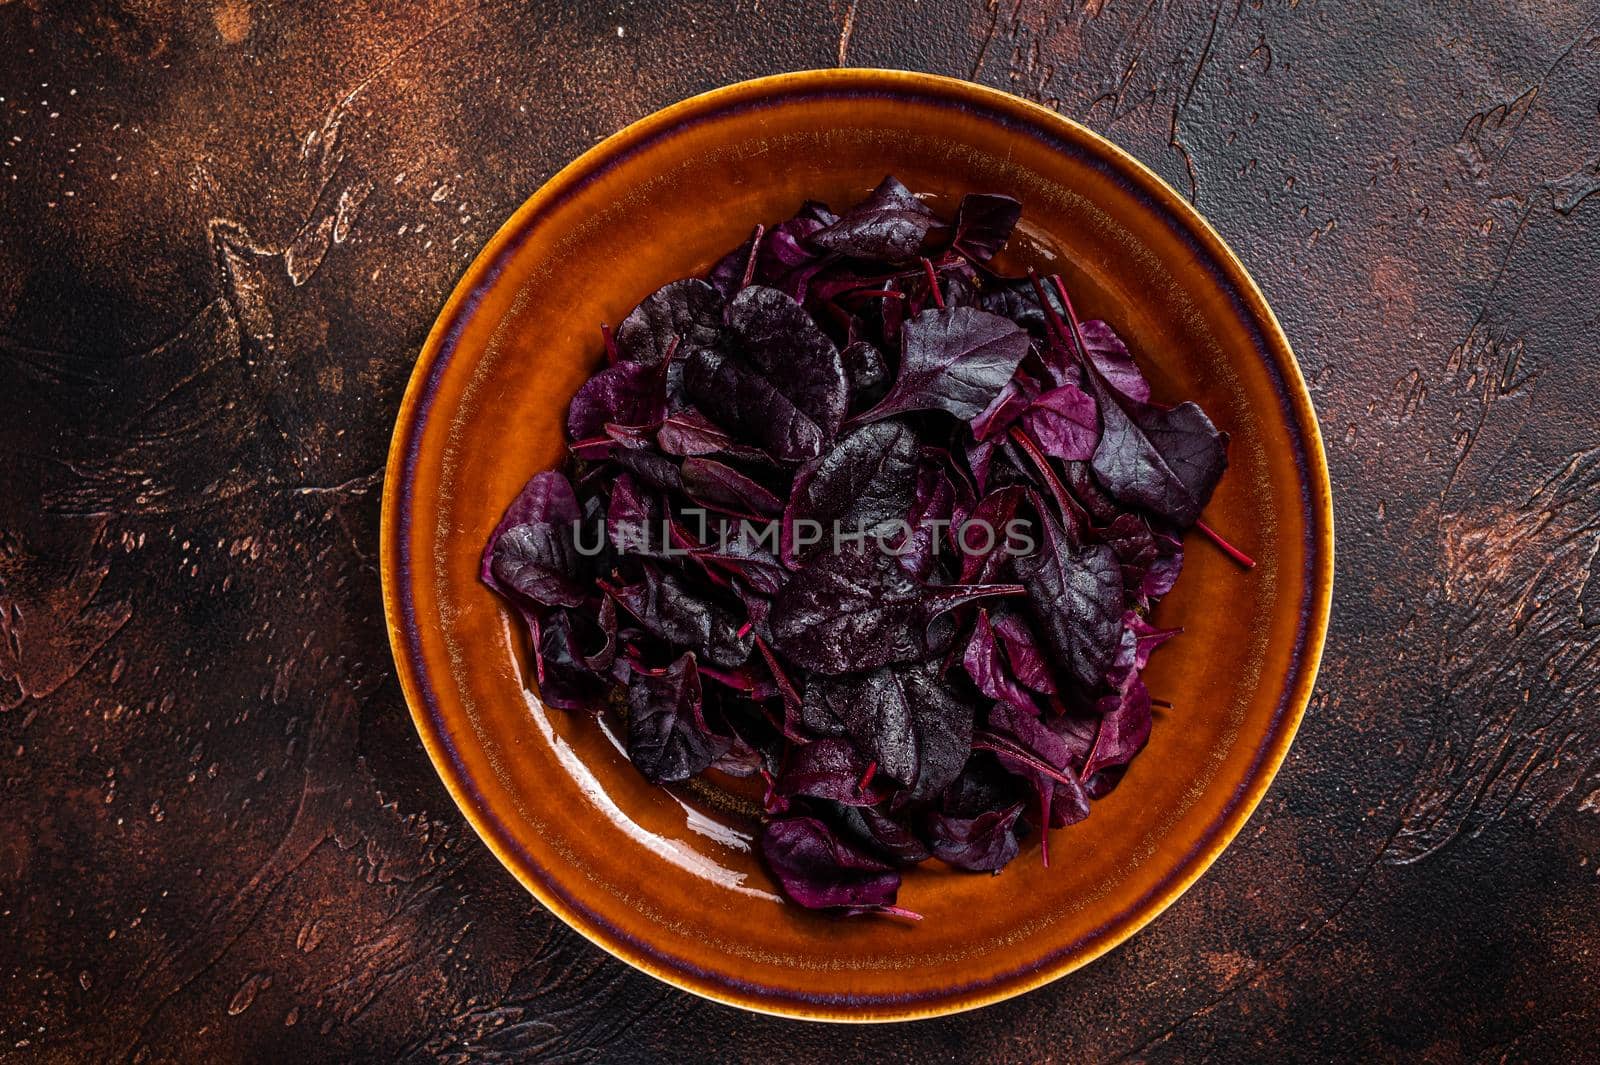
[2,1,1598,1061]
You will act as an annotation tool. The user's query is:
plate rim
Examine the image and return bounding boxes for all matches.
[379,67,1335,1023]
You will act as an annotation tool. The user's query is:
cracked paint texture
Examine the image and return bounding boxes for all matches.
[1,0,1598,1061]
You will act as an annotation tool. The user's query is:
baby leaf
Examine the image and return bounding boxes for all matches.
[727,286,849,439]
[990,609,1056,695]
[801,661,974,799]
[860,306,1032,423]
[608,566,753,669]
[925,802,1024,872]
[614,279,723,366]
[777,738,891,807]
[949,192,1021,263]
[482,472,586,608]
[781,420,920,565]
[761,816,906,915]
[1015,508,1123,689]
[1076,319,1150,402]
[625,653,724,783]
[566,360,662,440]
[964,609,1046,716]
[681,456,784,520]
[770,539,1023,675]
[1021,382,1098,461]
[684,347,827,462]
[810,175,939,262]
[841,339,890,412]
[1088,366,1227,529]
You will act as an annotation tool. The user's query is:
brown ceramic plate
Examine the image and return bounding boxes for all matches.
[380,69,1332,1021]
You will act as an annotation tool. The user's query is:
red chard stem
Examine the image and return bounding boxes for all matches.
[739,223,765,290]
[1008,426,1083,530]
[1039,789,1051,869]
[698,664,757,693]
[1080,718,1104,784]
[1196,519,1257,569]
[1027,268,1069,347]
[755,636,804,712]
[922,257,945,309]
[1049,274,1092,366]
[922,583,1028,617]
[570,435,614,459]
[528,611,546,687]
[972,734,1078,787]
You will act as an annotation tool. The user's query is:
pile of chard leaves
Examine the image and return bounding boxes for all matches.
[483,177,1244,918]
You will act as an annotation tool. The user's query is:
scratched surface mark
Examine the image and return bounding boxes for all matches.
[2,1,1599,1061]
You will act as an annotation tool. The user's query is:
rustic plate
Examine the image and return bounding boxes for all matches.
[380,69,1332,1021]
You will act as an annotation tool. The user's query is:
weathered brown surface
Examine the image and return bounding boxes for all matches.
[1,1,1597,1060]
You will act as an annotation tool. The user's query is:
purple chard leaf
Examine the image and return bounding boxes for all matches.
[761,816,910,916]
[614,278,724,367]
[859,306,1032,423]
[683,347,828,462]
[481,471,587,609]
[625,653,726,784]
[949,192,1022,263]
[1015,507,1123,690]
[801,660,975,800]
[1087,365,1228,530]
[1020,382,1098,461]
[769,539,1024,675]
[726,285,849,440]
[809,175,939,263]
